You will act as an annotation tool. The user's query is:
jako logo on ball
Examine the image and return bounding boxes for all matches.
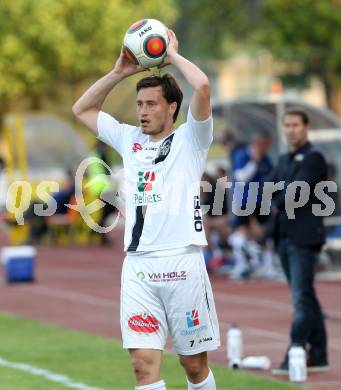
[128,314,159,333]
[123,19,168,68]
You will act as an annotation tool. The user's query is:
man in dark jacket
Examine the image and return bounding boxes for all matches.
[270,108,329,375]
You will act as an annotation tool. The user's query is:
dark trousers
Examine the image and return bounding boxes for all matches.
[278,238,328,362]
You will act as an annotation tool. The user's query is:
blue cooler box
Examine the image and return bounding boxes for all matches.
[1,246,36,283]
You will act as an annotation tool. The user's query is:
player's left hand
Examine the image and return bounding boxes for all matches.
[158,29,178,68]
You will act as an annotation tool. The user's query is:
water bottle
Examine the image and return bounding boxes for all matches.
[241,356,271,370]
[289,345,307,382]
[227,324,242,369]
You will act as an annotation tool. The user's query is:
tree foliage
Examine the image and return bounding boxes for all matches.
[0,0,177,102]
[1,0,341,114]
[174,0,341,112]
[173,0,249,59]
[255,0,341,97]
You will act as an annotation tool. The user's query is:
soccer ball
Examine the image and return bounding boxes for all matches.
[123,19,168,69]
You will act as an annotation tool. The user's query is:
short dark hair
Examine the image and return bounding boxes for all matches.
[136,73,183,122]
[251,129,271,143]
[284,108,310,125]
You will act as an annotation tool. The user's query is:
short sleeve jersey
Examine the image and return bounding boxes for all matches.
[97,108,213,252]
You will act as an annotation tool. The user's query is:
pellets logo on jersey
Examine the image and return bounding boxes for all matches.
[137,170,155,192]
[186,309,200,328]
[132,143,143,153]
[128,314,159,333]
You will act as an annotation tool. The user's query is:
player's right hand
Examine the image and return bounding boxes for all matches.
[113,48,147,77]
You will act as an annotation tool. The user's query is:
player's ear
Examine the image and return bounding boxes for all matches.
[169,101,177,116]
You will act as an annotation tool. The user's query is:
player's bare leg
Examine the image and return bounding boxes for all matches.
[129,349,166,389]
[179,352,216,389]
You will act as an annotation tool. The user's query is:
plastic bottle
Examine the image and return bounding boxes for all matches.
[289,345,307,382]
[241,356,271,370]
[227,324,242,369]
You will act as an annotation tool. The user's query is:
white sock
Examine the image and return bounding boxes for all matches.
[135,380,166,390]
[262,248,274,268]
[229,232,248,274]
[135,379,166,390]
[187,369,216,389]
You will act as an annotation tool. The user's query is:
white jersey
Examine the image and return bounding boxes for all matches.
[97,108,213,252]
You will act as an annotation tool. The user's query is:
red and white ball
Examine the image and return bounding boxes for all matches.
[123,19,168,69]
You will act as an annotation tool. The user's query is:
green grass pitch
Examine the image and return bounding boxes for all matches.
[0,313,300,389]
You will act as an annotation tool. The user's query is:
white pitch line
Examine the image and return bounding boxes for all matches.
[244,344,285,351]
[215,290,341,342]
[0,356,103,390]
[28,285,118,309]
[243,326,288,342]
[25,276,341,319]
[307,382,341,388]
[214,292,292,313]
[214,290,341,319]
[19,285,341,350]
[218,321,288,342]
[219,314,341,351]
[214,290,341,331]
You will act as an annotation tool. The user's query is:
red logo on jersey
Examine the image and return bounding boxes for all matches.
[137,170,155,192]
[128,314,159,333]
[132,143,143,153]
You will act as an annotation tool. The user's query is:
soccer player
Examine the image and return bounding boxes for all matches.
[72,30,220,390]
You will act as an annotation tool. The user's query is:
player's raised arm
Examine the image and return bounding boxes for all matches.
[72,49,145,134]
[164,30,211,121]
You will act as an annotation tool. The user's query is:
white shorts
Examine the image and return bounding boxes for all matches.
[120,246,220,355]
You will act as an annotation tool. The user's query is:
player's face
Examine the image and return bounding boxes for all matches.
[256,137,271,155]
[136,86,175,137]
[283,114,309,151]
